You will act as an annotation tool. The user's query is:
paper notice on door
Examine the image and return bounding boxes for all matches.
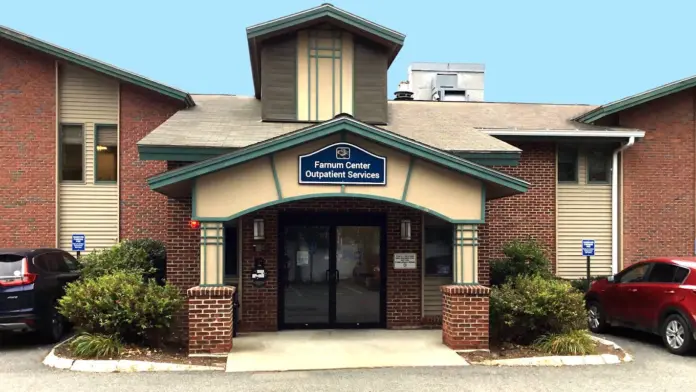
[297,250,309,266]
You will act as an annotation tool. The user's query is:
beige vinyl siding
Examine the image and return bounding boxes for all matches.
[58,64,119,254]
[557,149,613,278]
[423,276,450,316]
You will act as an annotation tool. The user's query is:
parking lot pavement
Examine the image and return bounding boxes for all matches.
[1,328,695,392]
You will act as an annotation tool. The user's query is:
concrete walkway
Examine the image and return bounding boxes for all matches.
[225,329,468,372]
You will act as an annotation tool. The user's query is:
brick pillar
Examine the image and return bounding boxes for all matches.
[441,285,490,350]
[187,286,235,355]
[386,208,422,328]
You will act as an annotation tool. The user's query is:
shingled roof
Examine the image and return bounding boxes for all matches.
[138,95,639,154]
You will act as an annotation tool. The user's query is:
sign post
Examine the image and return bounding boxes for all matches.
[582,239,595,288]
[72,234,86,259]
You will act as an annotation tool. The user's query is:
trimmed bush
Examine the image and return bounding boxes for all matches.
[490,274,586,344]
[79,243,155,280]
[569,275,608,292]
[121,239,167,285]
[70,333,123,359]
[58,271,183,345]
[534,330,596,355]
[490,239,552,286]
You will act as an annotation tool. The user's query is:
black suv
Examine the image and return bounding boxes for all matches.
[0,248,80,342]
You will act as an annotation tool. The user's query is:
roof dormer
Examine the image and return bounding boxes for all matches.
[246,4,405,124]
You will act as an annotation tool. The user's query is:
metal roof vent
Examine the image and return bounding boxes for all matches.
[394,81,413,101]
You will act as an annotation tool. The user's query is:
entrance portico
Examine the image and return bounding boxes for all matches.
[149,115,528,354]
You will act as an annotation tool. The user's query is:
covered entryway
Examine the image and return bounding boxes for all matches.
[279,212,386,329]
[147,114,529,355]
[226,329,467,372]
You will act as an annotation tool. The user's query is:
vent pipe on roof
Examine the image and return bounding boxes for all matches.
[394,81,413,101]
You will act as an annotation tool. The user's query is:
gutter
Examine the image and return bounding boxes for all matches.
[612,137,636,274]
[480,129,645,138]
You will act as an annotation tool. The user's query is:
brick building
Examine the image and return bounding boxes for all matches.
[1,4,694,354]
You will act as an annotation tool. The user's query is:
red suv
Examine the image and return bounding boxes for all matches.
[585,257,696,355]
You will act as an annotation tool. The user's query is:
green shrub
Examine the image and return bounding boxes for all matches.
[569,276,608,292]
[490,274,586,344]
[79,242,155,280]
[58,271,183,345]
[70,333,123,359]
[121,239,167,285]
[534,330,597,355]
[490,239,552,286]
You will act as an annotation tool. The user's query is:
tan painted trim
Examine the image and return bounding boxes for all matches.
[554,143,559,275]
[116,82,121,242]
[237,218,243,319]
[619,151,624,270]
[55,60,60,248]
[420,211,425,317]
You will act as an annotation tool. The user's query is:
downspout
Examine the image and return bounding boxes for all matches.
[612,137,635,274]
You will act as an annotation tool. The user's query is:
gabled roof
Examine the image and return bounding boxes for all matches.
[0,25,194,107]
[246,3,405,98]
[148,115,529,198]
[574,74,696,124]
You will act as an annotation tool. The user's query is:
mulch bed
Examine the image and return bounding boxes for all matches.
[459,340,623,364]
[55,342,227,368]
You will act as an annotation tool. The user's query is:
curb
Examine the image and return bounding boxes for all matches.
[43,338,224,373]
[473,335,633,367]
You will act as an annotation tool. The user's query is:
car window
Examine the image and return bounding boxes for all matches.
[62,253,80,272]
[51,252,71,273]
[0,254,24,278]
[646,263,681,283]
[33,254,56,273]
[674,267,690,283]
[619,263,649,283]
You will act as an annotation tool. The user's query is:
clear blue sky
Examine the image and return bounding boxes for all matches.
[3,0,694,104]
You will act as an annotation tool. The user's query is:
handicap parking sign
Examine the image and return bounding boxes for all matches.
[72,234,86,252]
[582,239,595,256]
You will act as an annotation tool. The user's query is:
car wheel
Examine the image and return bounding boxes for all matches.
[662,314,694,355]
[40,306,65,344]
[586,301,607,333]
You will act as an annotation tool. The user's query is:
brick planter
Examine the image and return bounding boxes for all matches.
[187,286,235,355]
[441,285,490,350]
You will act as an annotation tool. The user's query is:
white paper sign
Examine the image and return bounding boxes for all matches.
[297,250,309,266]
[394,253,417,269]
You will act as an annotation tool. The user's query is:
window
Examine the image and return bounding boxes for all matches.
[424,224,453,277]
[62,253,80,272]
[95,125,118,182]
[619,263,649,283]
[60,124,84,181]
[587,149,611,183]
[224,226,238,277]
[647,263,689,283]
[557,145,578,182]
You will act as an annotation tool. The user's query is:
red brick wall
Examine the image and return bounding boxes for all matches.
[237,198,423,332]
[119,84,182,241]
[187,286,234,355]
[619,89,696,266]
[441,285,490,350]
[478,143,557,284]
[0,38,56,247]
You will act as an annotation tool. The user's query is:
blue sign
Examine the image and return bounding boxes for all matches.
[299,143,386,185]
[582,239,595,256]
[72,234,86,252]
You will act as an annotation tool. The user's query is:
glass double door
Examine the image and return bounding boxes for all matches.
[279,214,385,329]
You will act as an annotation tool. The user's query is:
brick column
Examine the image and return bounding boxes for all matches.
[441,285,490,350]
[187,286,235,355]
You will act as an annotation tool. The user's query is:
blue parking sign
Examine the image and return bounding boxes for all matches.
[72,234,86,252]
[582,239,595,256]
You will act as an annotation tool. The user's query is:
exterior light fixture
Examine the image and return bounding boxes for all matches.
[401,220,411,240]
[189,220,201,230]
[253,218,265,240]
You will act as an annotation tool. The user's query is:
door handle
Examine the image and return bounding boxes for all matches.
[629,288,638,292]
[335,270,340,284]
[325,269,330,282]
[665,290,675,294]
